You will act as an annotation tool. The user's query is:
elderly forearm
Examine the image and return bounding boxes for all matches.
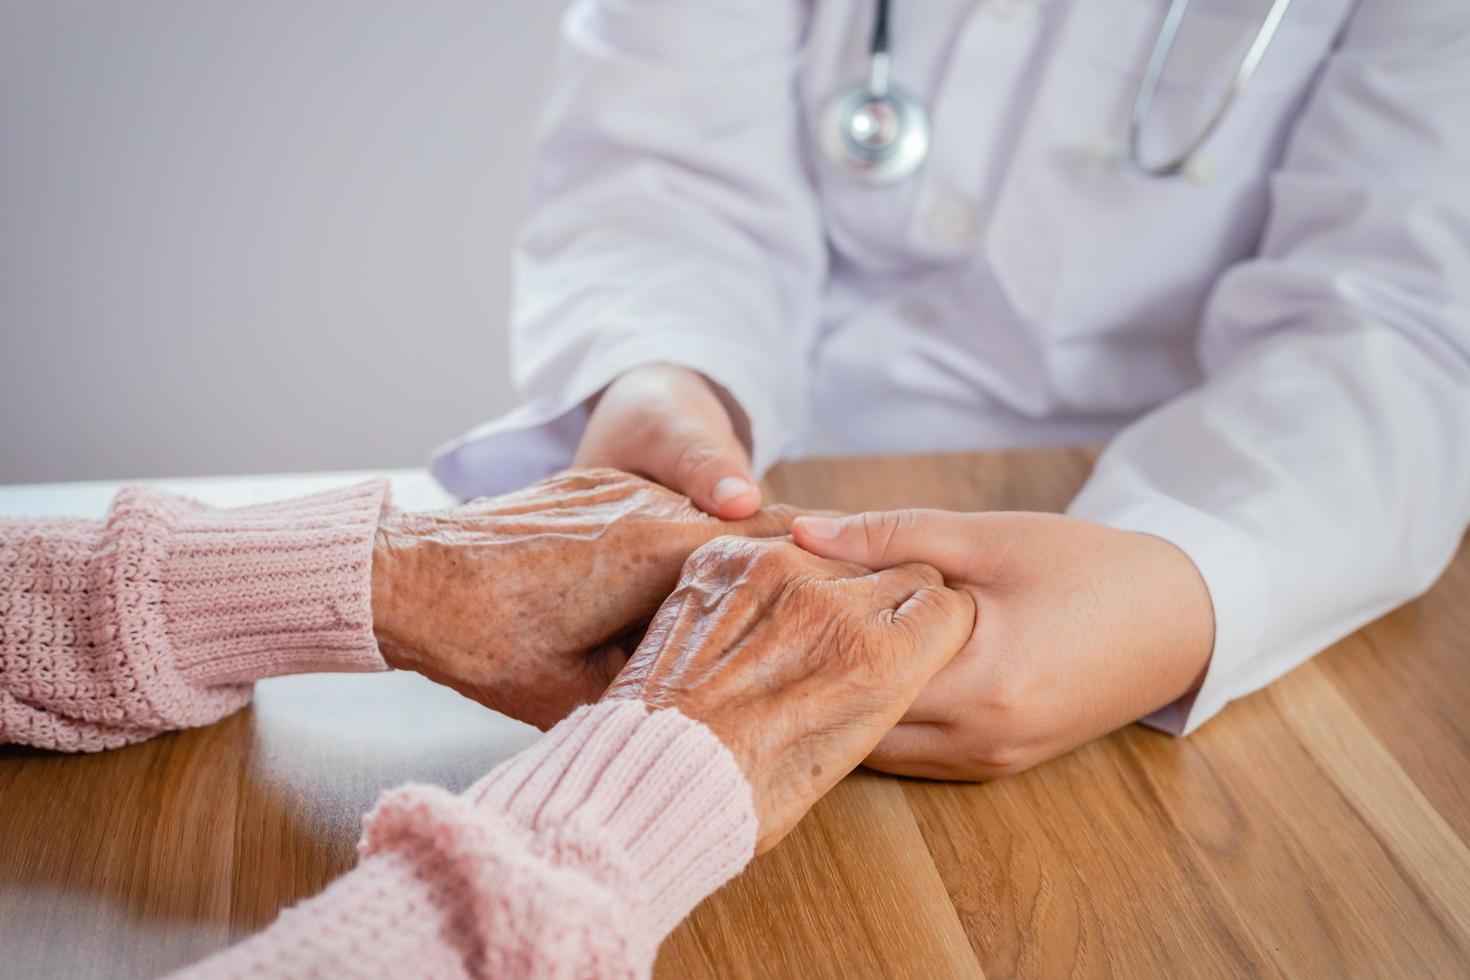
[0,482,390,751]
[172,700,757,980]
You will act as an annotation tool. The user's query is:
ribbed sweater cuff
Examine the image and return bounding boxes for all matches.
[359,700,757,972]
[470,699,758,931]
[151,480,391,686]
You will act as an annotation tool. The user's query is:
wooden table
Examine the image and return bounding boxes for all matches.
[2,449,1468,978]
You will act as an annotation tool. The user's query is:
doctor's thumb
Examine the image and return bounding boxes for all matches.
[652,432,762,521]
[793,509,974,577]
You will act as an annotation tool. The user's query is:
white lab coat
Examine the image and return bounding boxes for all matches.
[432,0,1470,735]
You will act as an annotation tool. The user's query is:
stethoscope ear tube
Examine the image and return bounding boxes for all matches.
[1127,0,1295,176]
[822,0,1296,185]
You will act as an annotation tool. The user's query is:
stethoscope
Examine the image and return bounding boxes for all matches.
[820,0,1296,183]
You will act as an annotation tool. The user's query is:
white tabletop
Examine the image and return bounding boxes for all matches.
[0,468,456,518]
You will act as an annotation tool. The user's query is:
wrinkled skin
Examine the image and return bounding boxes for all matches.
[371,469,798,729]
[605,536,975,854]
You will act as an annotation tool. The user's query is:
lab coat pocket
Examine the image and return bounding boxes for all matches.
[984,0,1339,342]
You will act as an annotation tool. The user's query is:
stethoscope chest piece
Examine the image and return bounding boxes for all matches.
[819,79,930,184]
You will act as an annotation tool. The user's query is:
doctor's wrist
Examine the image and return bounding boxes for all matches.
[1125,529,1216,707]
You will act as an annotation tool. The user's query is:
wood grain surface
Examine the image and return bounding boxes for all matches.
[2,448,1468,978]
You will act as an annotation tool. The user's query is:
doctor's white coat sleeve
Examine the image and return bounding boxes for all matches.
[1068,1,1470,735]
[431,0,826,499]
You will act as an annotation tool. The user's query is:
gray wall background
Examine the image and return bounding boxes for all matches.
[1,1,568,484]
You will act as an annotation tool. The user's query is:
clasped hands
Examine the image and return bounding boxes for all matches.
[371,468,971,852]
[574,365,1217,781]
[374,398,1217,851]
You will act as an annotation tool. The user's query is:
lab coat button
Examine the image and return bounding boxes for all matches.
[900,301,941,328]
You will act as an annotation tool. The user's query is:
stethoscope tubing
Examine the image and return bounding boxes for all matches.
[1128,0,1296,176]
[824,0,1297,183]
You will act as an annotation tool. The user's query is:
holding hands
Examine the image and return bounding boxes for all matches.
[607,536,973,851]
[369,464,987,856]
[380,436,1215,805]
[573,362,1219,780]
[370,468,797,729]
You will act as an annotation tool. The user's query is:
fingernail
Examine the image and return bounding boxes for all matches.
[711,476,756,506]
[795,516,842,539]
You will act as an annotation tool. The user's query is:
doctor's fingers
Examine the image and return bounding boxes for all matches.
[575,396,761,520]
[720,502,815,540]
[799,505,1040,581]
[631,415,763,521]
[865,721,1037,782]
[793,509,1016,582]
[572,363,763,519]
[863,722,972,780]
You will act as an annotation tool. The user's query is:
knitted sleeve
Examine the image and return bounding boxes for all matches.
[0,481,389,751]
[173,699,758,980]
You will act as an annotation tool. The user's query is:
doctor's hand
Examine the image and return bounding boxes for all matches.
[370,469,797,729]
[573,364,763,520]
[605,536,975,853]
[791,510,1216,779]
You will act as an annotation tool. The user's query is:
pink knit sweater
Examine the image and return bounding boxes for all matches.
[0,482,757,978]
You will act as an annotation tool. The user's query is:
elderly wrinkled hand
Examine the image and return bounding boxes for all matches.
[370,468,798,728]
[606,536,975,853]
